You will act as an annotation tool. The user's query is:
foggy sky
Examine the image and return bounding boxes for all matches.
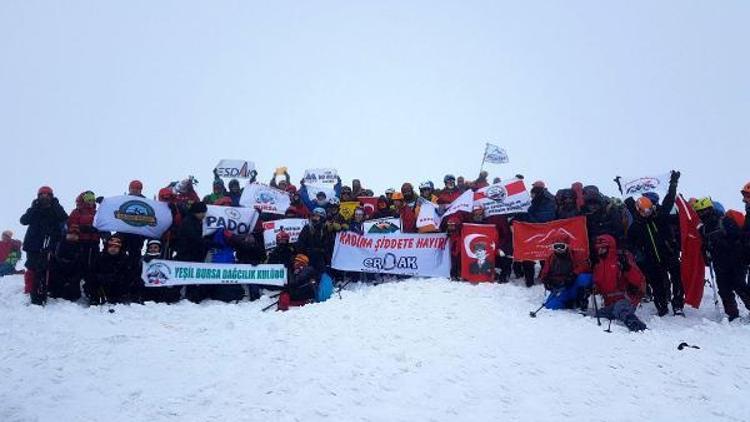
[1,1,748,238]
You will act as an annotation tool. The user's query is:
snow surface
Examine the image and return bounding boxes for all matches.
[1,275,749,422]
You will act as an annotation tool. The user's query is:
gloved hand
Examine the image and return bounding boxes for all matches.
[515,174,524,180]
[617,250,631,271]
[670,170,681,184]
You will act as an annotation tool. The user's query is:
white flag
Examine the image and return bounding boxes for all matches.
[483,143,509,164]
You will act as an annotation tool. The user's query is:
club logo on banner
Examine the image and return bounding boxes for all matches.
[94,195,173,238]
[339,201,360,221]
[239,183,291,215]
[483,143,509,164]
[618,173,670,199]
[202,205,259,236]
[363,217,401,234]
[359,197,379,218]
[332,232,450,277]
[142,259,286,287]
[461,224,498,283]
[512,216,589,262]
[262,218,309,250]
[474,179,531,216]
[304,168,339,200]
[215,159,256,179]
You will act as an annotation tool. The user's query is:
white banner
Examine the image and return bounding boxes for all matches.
[332,232,450,277]
[215,159,255,179]
[483,143,509,164]
[619,173,671,200]
[363,217,401,235]
[94,195,173,238]
[202,205,259,237]
[474,179,531,216]
[416,190,474,231]
[416,200,441,231]
[304,168,338,199]
[262,218,309,250]
[442,189,474,219]
[239,183,291,215]
[142,259,286,287]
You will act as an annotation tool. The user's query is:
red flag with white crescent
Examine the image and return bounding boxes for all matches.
[460,223,498,283]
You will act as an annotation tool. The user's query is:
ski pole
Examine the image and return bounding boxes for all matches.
[604,318,613,333]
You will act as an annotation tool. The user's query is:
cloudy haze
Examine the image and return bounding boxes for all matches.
[1,1,748,237]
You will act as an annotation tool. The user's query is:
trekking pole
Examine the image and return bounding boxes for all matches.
[528,303,545,318]
[261,300,279,312]
[529,289,552,318]
[336,279,354,299]
[604,318,613,333]
[591,291,602,326]
[707,261,722,318]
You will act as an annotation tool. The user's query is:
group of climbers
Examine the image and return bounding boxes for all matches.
[8,166,750,330]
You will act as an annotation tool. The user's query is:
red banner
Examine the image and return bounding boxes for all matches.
[359,197,379,219]
[512,216,589,261]
[460,223,498,283]
[676,195,706,308]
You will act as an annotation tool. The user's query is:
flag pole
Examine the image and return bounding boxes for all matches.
[480,142,488,174]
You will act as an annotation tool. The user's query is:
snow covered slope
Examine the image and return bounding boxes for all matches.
[1,275,748,422]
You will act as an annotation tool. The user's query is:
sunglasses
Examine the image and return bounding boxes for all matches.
[552,243,568,252]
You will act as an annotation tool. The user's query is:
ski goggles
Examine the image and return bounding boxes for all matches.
[552,243,569,252]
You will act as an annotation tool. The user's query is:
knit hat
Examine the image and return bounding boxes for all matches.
[37,186,53,196]
[294,254,310,267]
[312,207,327,218]
[129,180,143,191]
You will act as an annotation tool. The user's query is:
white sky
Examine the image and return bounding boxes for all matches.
[1,1,748,238]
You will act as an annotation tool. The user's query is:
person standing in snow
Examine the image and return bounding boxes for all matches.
[20,186,68,305]
[517,180,557,287]
[437,175,462,206]
[175,202,212,303]
[694,197,750,321]
[622,171,683,316]
[296,207,332,274]
[0,230,23,277]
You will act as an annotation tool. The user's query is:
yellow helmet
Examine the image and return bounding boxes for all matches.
[691,197,714,212]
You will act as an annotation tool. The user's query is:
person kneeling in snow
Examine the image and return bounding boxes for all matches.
[278,254,318,311]
[592,235,648,332]
[539,236,592,310]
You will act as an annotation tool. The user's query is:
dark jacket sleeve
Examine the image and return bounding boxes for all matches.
[661,180,678,214]
[20,207,37,226]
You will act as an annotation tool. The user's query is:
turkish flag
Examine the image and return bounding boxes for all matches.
[676,195,706,308]
[461,223,498,283]
[512,216,589,261]
[359,197,379,218]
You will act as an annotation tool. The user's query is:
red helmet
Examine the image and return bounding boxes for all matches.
[742,182,750,195]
